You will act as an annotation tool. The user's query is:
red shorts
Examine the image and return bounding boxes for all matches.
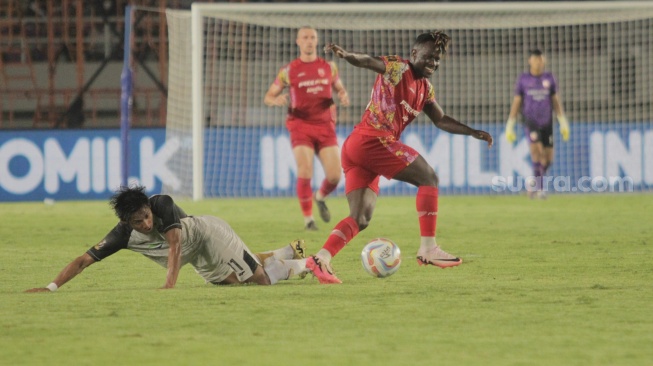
[286,119,338,151]
[341,132,419,195]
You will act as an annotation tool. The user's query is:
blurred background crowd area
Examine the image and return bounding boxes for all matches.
[2,0,184,129]
[0,0,608,129]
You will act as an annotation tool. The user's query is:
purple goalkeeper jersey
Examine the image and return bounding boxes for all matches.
[514,71,558,128]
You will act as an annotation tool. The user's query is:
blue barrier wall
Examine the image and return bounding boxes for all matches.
[1,123,651,201]
[204,122,653,197]
[0,129,168,201]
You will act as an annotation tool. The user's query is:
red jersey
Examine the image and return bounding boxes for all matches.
[274,58,340,125]
[354,56,436,140]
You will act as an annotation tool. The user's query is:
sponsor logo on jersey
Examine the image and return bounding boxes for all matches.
[526,88,550,101]
[94,239,106,251]
[298,79,330,88]
[299,78,330,95]
[400,100,420,117]
[306,86,324,94]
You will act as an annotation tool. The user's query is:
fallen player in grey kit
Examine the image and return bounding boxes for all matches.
[26,185,311,292]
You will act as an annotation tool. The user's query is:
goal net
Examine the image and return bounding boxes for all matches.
[164,2,653,200]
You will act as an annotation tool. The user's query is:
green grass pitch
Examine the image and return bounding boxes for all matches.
[1,194,652,365]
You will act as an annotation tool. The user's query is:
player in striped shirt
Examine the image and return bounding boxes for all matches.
[264,26,350,231]
[307,31,493,284]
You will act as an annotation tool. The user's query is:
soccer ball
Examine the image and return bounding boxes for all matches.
[360,238,402,278]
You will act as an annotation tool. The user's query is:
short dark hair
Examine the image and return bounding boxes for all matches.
[414,30,450,54]
[110,185,149,222]
[529,49,543,56]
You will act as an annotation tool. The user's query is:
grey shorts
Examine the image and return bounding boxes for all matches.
[186,216,260,284]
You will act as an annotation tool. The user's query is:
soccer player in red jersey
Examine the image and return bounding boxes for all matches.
[307,31,494,284]
[264,26,350,231]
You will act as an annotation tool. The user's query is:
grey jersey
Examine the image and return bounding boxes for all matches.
[116,215,207,268]
[86,195,257,283]
[87,194,189,264]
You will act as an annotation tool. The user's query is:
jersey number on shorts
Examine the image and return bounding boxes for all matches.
[227,259,246,277]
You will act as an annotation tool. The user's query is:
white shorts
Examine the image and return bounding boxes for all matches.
[185,216,260,284]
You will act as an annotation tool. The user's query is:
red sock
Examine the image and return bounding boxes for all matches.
[297,178,313,216]
[416,186,438,237]
[318,179,338,198]
[323,217,360,257]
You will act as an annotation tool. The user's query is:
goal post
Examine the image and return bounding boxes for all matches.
[164,2,653,200]
[191,8,204,202]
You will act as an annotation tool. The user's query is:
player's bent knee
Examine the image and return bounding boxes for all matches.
[355,217,371,231]
[416,166,438,187]
[416,176,437,187]
[326,176,341,185]
[254,276,272,286]
[248,266,272,285]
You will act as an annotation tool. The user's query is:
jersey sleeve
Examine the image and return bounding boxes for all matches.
[273,65,290,88]
[86,223,131,261]
[550,74,559,95]
[514,75,524,97]
[380,56,406,87]
[148,195,187,233]
[328,61,341,84]
[425,80,436,104]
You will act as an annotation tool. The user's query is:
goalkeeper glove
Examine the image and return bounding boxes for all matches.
[558,115,570,142]
[505,117,517,143]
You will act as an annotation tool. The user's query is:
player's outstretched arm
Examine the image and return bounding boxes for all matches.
[424,103,493,148]
[161,228,182,289]
[324,43,385,74]
[25,253,97,293]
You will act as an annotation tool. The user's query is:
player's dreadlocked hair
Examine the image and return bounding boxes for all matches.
[414,30,450,54]
[110,185,149,222]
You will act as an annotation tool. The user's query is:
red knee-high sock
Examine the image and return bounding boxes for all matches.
[297,178,313,217]
[318,179,338,199]
[416,186,438,237]
[323,217,360,257]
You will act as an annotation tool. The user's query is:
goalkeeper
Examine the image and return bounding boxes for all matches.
[505,49,570,199]
[26,185,310,292]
